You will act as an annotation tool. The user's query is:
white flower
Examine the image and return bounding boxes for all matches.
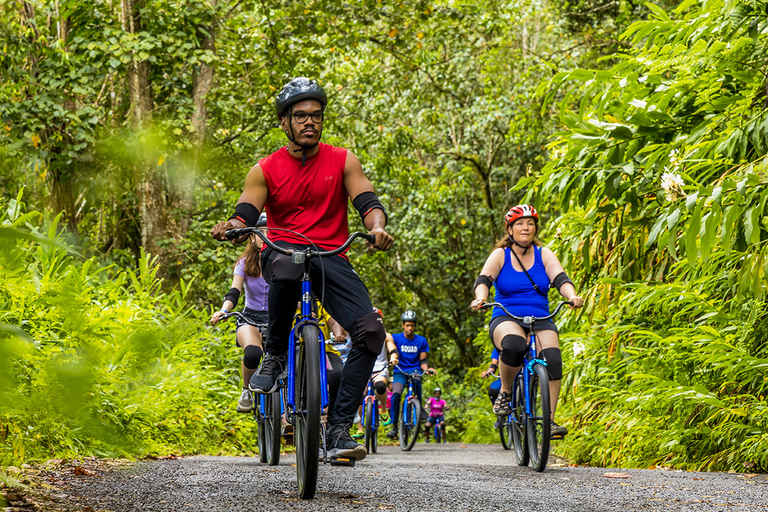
[669,149,683,170]
[572,341,586,357]
[661,169,686,201]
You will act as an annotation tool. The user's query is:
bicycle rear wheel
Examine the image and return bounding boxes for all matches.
[527,363,551,472]
[399,397,422,451]
[295,325,321,499]
[364,399,374,454]
[265,391,281,466]
[499,416,512,451]
[255,396,268,463]
[512,373,529,466]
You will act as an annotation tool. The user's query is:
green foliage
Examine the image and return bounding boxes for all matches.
[529,0,768,471]
[0,194,258,465]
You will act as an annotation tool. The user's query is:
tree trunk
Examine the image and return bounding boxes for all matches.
[122,0,165,262]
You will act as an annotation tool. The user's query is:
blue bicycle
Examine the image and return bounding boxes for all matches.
[481,300,571,472]
[227,227,374,499]
[361,375,380,454]
[220,311,281,466]
[394,364,433,451]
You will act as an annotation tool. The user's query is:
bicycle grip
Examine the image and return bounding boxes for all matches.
[225,228,244,240]
[363,233,376,245]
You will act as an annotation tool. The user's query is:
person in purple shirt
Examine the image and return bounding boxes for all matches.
[211,213,270,413]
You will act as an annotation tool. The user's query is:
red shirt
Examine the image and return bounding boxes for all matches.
[259,143,350,252]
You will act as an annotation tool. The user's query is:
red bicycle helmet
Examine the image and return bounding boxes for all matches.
[505,204,539,226]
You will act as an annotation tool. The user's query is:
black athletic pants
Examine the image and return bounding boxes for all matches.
[261,242,379,426]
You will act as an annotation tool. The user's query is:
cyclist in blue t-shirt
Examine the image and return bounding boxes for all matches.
[386,310,436,439]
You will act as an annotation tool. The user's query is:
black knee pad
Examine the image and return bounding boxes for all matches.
[374,380,387,395]
[243,345,263,370]
[500,334,527,367]
[540,347,563,380]
[347,312,386,354]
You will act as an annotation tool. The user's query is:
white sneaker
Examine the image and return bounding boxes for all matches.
[237,388,254,413]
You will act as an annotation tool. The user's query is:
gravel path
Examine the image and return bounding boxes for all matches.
[58,444,768,512]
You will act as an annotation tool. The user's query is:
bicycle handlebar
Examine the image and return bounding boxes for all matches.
[393,364,433,378]
[480,300,573,323]
[225,227,375,258]
[219,311,267,328]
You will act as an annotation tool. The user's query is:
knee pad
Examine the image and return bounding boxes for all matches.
[243,345,263,370]
[374,380,387,395]
[347,312,386,354]
[500,334,527,367]
[540,347,563,380]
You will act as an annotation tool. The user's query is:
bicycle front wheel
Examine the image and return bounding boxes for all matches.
[364,399,374,454]
[512,373,529,466]
[527,363,551,472]
[265,390,281,466]
[255,396,268,463]
[295,325,321,499]
[499,415,512,451]
[399,397,422,451]
[371,406,378,453]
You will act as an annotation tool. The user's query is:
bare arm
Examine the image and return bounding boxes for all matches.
[541,247,583,308]
[344,152,393,250]
[385,333,399,366]
[470,248,505,310]
[211,164,269,242]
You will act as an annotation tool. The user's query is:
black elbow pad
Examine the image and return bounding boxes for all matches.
[473,275,493,292]
[352,191,388,224]
[552,272,574,293]
[223,287,241,306]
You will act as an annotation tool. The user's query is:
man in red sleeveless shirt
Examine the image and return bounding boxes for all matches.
[211,77,393,461]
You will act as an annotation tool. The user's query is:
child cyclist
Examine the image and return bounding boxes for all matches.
[424,387,449,443]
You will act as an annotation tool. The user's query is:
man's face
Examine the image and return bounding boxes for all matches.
[280,99,323,146]
[403,321,416,337]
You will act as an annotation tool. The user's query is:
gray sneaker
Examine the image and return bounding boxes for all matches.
[237,388,254,413]
[327,423,367,461]
[249,353,287,394]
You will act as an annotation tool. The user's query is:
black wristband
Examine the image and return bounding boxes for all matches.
[352,191,388,225]
[228,202,260,228]
[488,363,498,372]
[388,349,397,357]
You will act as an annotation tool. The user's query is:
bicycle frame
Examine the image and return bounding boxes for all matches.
[286,273,329,413]
[361,379,378,430]
[516,325,547,421]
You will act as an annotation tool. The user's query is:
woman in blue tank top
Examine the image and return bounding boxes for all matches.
[470,205,583,437]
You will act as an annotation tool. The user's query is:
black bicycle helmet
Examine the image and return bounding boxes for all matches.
[401,310,417,323]
[274,77,327,119]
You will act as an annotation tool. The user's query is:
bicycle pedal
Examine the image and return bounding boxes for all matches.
[550,434,565,441]
[329,456,355,467]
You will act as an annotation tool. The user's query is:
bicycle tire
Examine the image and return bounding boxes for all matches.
[435,424,442,444]
[527,363,551,472]
[512,373,529,465]
[499,416,512,451]
[295,324,321,499]
[265,390,281,466]
[399,397,422,451]
[364,399,374,454]
[255,396,268,463]
[371,405,378,453]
